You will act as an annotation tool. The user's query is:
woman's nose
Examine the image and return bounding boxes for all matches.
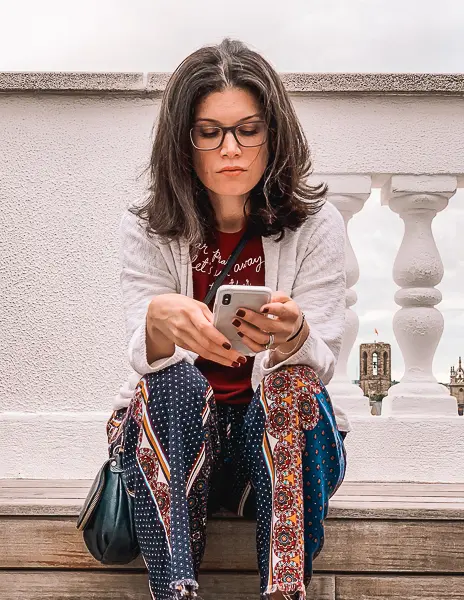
[221,131,241,156]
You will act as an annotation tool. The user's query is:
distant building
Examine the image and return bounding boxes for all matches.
[449,357,464,416]
[359,342,392,397]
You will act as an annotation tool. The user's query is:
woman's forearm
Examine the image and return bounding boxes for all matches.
[145,298,176,364]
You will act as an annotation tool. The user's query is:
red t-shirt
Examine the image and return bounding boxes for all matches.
[192,226,265,404]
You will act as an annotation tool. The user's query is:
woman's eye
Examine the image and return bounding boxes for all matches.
[240,128,258,136]
[199,128,220,138]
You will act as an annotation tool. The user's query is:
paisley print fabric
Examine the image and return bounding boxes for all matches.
[106,361,346,600]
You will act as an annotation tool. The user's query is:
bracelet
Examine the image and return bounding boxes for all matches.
[286,313,305,342]
[270,313,308,357]
[271,322,307,356]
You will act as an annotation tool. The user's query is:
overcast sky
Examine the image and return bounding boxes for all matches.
[1,0,463,384]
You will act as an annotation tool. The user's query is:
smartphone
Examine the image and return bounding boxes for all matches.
[212,284,273,356]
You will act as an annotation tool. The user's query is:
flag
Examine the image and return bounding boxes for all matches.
[374,328,379,336]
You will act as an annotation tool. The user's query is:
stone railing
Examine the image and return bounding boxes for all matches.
[0,72,463,482]
[326,174,459,417]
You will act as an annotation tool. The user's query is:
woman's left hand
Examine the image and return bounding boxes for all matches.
[231,290,303,353]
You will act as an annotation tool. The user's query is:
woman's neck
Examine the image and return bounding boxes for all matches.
[209,192,249,233]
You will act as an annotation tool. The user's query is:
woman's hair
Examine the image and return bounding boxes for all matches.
[130,37,327,247]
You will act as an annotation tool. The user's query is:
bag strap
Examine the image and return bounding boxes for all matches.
[203,224,252,307]
[117,224,252,456]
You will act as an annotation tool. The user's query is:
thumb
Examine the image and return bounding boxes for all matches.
[199,302,214,324]
[270,290,292,303]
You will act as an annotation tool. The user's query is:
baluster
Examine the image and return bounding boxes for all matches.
[381,175,458,416]
[326,175,372,415]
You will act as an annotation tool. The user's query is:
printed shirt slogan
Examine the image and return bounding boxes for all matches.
[192,242,265,287]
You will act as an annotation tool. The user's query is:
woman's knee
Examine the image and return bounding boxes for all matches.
[142,360,211,416]
[262,364,324,397]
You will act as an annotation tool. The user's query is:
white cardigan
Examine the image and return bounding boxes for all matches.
[113,201,351,432]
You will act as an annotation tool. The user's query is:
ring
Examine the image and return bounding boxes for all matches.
[264,333,275,350]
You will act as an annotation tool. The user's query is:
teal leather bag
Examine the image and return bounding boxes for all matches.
[76,422,140,564]
[76,225,251,565]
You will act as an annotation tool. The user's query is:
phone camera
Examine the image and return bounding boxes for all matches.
[222,294,231,305]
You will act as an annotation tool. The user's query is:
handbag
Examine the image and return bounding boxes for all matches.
[76,224,252,564]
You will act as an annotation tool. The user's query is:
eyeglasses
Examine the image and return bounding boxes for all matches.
[190,120,268,151]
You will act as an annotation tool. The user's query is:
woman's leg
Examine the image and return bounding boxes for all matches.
[108,361,220,600]
[243,365,347,600]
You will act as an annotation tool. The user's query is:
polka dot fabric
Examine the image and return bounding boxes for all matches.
[106,361,347,600]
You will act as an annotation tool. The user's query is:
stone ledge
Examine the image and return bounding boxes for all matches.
[1,72,464,95]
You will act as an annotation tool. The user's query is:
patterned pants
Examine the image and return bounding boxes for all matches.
[106,361,347,600]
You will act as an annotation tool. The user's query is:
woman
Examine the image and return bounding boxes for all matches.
[108,38,351,600]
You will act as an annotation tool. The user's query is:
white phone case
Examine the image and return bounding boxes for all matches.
[212,285,273,356]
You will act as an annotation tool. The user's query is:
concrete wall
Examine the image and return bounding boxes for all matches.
[1,73,463,479]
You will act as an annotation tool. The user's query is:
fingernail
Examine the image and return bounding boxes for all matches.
[261,308,269,313]
[237,356,247,364]
[235,309,246,318]
[222,342,231,350]
[232,319,241,327]
[232,361,240,368]
[237,331,244,338]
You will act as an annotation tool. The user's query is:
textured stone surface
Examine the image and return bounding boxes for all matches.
[1,72,464,95]
[1,82,463,480]
[0,72,144,92]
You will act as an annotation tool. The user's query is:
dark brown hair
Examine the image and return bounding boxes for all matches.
[130,37,327,247]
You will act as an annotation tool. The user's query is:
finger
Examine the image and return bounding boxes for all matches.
[193,311,246,361]
[176,331,243,367]
[259,301,295,319]
[198,302,214,324]
[270,290,292,303]
[232,318,287,347]
[234,331,269,354]
[233,308,281,332]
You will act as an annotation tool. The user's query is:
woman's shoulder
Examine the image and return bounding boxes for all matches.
[286,199,344,242]
[119,206,164,248]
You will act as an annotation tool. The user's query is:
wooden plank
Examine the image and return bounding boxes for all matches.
[336,575,464,599]
[0,571,335,600]
[3,501,464,519]
[3,480,464,495]
[336,482,464,495]
[1,516,464,573]
[333,495,464,504]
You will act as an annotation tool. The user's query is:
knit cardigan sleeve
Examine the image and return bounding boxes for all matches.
[119,210,195,376]
[258,202,346,385]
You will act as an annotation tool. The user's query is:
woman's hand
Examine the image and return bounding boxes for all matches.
[231,290,303,353]
[148,294,247,367]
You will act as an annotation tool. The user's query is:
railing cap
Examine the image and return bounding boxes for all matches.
[1,72,464,95]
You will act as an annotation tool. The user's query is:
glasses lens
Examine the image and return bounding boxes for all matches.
[191,126,223,149]
[236,121,267,147]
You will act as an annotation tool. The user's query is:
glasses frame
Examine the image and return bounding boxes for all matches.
[189,120,269,151]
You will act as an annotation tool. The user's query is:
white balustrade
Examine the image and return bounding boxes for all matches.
[380,175,458,416]
[326,175,372,416]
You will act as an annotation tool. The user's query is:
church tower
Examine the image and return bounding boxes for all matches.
[359,342,392,397]
[450,357,464,416]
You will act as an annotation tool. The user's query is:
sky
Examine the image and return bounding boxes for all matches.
[1,0,463,383]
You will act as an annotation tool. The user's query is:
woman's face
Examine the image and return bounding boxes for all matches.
[191,87,269,201]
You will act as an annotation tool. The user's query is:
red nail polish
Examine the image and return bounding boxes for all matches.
[222,342,231,350]
[262,308,269,313]
[237,356,247,364]
[232,319,241,328]
[232,361,240,368]
[237,331,244,338]
[236,309,246,318]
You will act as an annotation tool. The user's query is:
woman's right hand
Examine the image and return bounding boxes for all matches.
[147,294,247,367]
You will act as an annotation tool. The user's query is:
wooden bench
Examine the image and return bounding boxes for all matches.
[1,480,464,599]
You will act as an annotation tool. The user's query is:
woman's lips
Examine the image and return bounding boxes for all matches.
[219,170,245,176]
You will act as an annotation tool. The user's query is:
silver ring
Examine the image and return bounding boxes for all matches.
[264,333,275,350]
